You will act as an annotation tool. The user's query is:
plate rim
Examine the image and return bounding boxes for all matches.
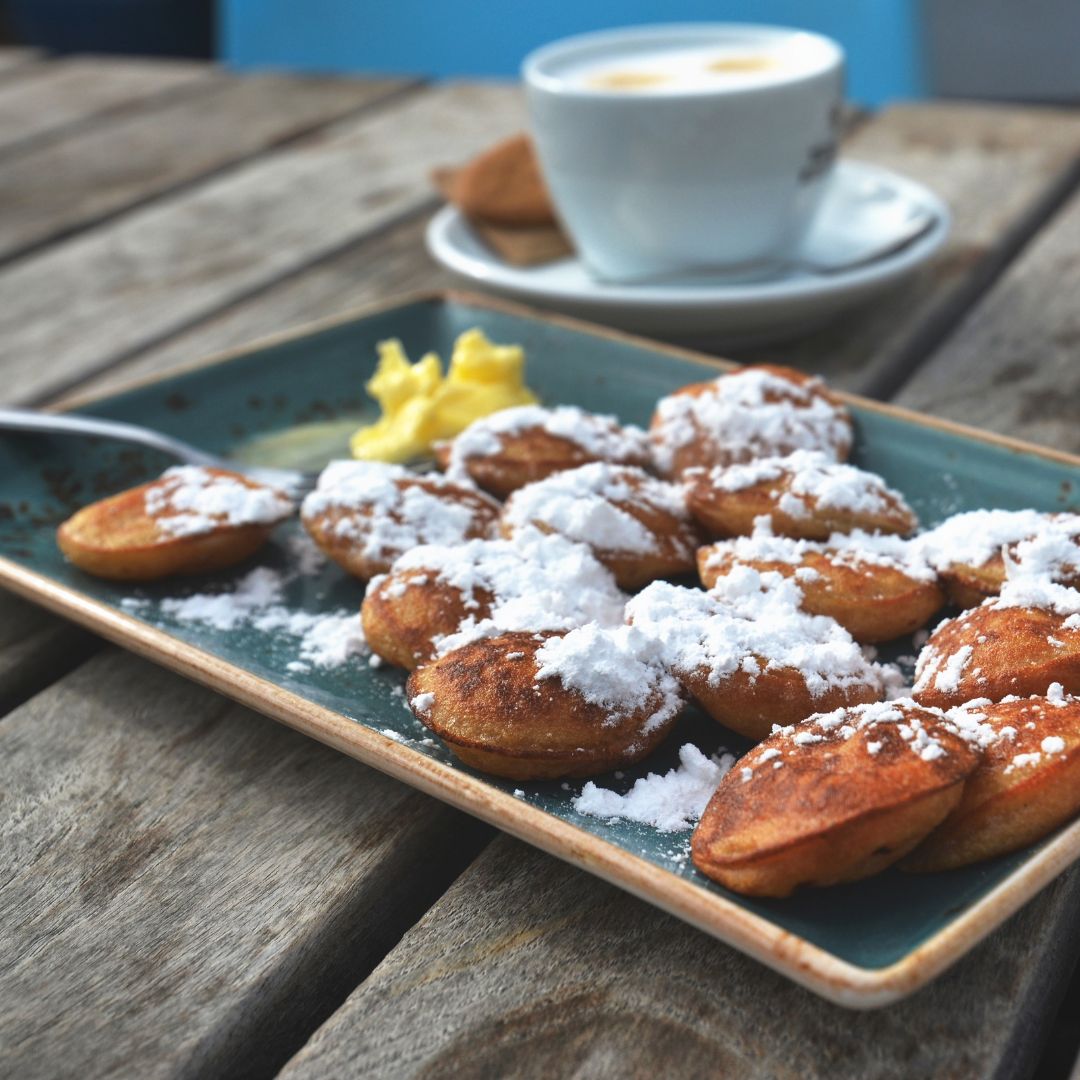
[23,287,1080,1009]
[423,160,952,310]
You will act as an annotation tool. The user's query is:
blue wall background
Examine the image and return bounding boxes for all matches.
[221,1,927,106]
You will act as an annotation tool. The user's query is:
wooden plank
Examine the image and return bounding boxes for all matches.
[894,181,1080,454]
[0,82,527,407]
[0,590,98,716]
[732,102,1080,396]
[0,73,414,264]
[280,836,1080,1079]
[0,55,214,155]
[0,47,42,80]
[53,212,453,404]
[0,648,492,1079]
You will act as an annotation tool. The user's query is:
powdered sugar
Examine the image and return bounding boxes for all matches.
[301,460,497,561]
[533,623,683,731]
[702,449,913,524]
[573,743,735,832]
[650,368,851,474]
[994,578,1080,617]
[447,404,648,474]
[382,531,627,655]
[502,463,690,556]
[145,466,293,538]
[626,568,889,697]
[702,517,936,582]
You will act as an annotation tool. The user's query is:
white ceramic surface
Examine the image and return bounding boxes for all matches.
[522,24,845,282]
[426,160,950,347]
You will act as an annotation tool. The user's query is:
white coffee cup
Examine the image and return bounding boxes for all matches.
[522,24,845,283]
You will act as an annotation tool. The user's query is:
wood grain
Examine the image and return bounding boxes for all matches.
[280,836,1080,1080]
[0,74,413,264]
[733,102,1080,396]
[0,55,214,154]
[0,590,97,715]
[894,182,1080,455]
[0,82,527,407]
[53,212,453,404]
[0,649,491,1079]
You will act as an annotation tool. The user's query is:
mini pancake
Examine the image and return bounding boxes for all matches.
[649,364,852,478]
[56,465,294,582]
[685,449,917,541]
[300,460,499,581]
[407,625,683,780]
[904,687,1080,872]
[625,574,887,741]
[918,510,1080,608]
[913,581,1080,709]
[691,700,981,897]
[500,462,702,590]
[439,404,650,499]
[697,526,944,643]
[361,532,625,671]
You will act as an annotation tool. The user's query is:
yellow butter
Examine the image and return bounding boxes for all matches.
[349,328,538,462]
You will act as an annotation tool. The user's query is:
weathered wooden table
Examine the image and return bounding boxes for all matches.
[3,51,1080,1080]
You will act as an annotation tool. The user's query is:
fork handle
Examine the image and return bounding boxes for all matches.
[0,407,223,468]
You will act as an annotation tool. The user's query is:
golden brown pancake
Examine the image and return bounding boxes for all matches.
[56,465,293,582]
[439,404,650,499]
[649,364,852,478]
[904,688,1080,871]
[408,626,683,780]
[697,529,943,643]
[685,449,917,541]
[691,700,981,896]
[913,584,1080,709]
[500,462,701,589]
[625,576,886,741]
[300,461,499,581]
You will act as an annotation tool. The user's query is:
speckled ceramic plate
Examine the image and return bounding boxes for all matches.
[2,291,1078,1009]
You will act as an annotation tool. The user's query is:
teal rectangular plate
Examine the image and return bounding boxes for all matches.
[3,291,1079,1008]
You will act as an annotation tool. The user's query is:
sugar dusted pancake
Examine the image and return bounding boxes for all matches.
[917,509,1080,608]
[697,522,943,643]
[301,461,500,580]
[691,700,981,896]
[685,450,917,541]
[626,569,889,741]
[408,625,683,780]
[361,531,625,670]
[904,686,1080,871]
[500,462,702,589]
[440,404,650,499]
[649,364,852,479]
[56,465,294,581]
[913,579,1080,709]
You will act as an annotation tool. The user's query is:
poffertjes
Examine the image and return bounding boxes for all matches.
[918,509,1080,608]
[625,573,887,741]
[361,532,625,670]
[913,580,1080,709]
[500,462,702,589]
[904,687,1080,872]
[691,700,981,897]
[649,364,852,478]
[439,404,650,499]
[697,524,944,643]
[56,465,294,582]
[408,625,683,780]
[684,449,918,541]
[301,460,499,581]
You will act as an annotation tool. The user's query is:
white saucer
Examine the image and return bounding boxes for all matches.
[426,160,950,348]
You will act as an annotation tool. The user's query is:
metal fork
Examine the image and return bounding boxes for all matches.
[0,408,319,499]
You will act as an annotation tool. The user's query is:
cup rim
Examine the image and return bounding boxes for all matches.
[522,22,844,99]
